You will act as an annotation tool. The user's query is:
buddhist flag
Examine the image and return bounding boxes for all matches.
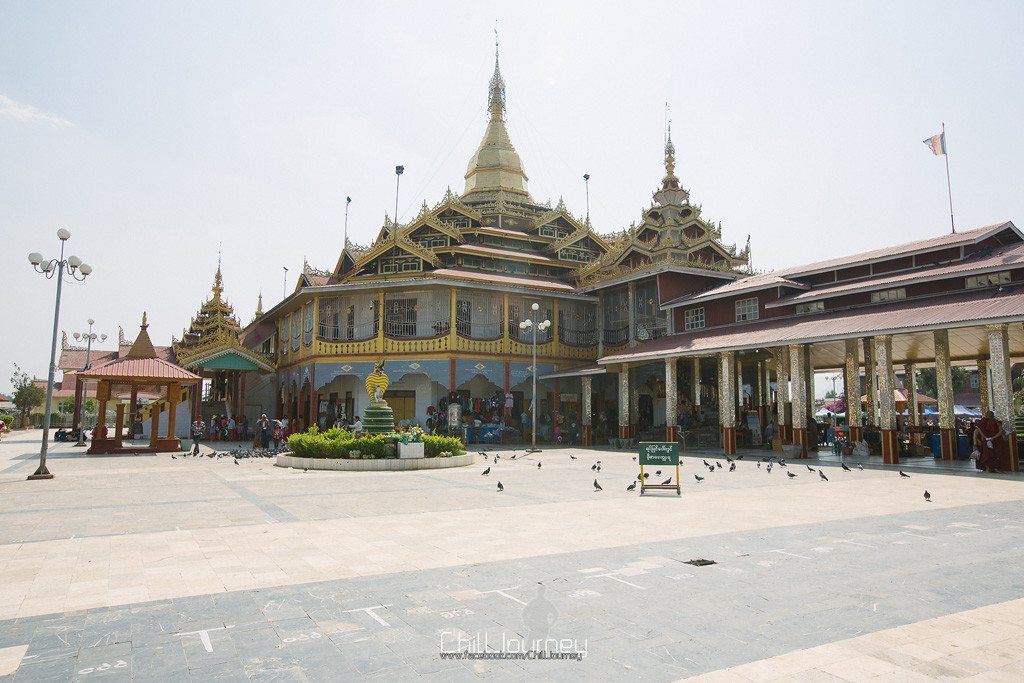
[923,132,946,156]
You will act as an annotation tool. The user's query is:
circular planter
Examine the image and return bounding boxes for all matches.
[275,452,474,471]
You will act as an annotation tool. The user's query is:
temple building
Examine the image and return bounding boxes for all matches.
[55,46,1024,470]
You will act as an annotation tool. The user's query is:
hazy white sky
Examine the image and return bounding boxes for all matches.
[3,1,1022,395]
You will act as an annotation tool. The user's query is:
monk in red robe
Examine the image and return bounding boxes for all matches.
[975,411,1009,473]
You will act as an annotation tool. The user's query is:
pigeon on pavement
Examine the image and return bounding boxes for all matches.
[497,481,504,491]
[482,467,490,475]
[694,475,704,482]
[626,481,636,491]
[661,478,672,485]
[924,490,931,502]
[899,470,910,478]
[806,465,815,472]
[593,479,603,491]
[787,471,797,478]
[841,463,851,471]
[819,470,828,481]
[537,462,542,469]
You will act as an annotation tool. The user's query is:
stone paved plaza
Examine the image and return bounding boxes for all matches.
[1,431,1023,681]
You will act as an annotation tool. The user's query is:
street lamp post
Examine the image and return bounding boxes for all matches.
[73,320,107,447]
[518,302,551,452]
[27,229,93,480]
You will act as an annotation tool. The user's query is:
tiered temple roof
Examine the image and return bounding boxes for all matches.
[173,264,274,373]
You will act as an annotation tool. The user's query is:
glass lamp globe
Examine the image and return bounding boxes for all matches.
[79,264,93,276]
[57,228,71,240]
[73,333,81,340]
[68,255,82,268]
[28,252,43,265]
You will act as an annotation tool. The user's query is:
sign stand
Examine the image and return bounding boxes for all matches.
[639,442,681,496]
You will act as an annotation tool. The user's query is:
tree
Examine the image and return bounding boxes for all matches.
[11,364,44,429]
[825,389,837,399]
[58,397,75,414]
[915,367,969,400]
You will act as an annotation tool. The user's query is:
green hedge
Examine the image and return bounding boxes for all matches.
[423,435,463,458]
[0,414,13,427]
[286,427,464,459]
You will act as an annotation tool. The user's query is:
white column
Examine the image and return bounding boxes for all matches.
[665,358,677,430]
[905,363,918,427]
[933,330,955,431]
[874,335,896,431]
[618,368,630,432]
[581,375,592,427]
[719,352,736,429]
[692,357,701,406]
[775,347,789,427]
[987,325,1012,428]
[844,339,860,428]
[789,345,807,431]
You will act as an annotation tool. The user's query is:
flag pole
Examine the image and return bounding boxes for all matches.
[942,122,955,234]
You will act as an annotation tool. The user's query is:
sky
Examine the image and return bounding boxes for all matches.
[2,1,1023,397]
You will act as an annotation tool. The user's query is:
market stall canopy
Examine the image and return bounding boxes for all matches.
[861,389,937,405]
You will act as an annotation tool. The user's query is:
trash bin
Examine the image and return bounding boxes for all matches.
[957,433,971,459]
[929,432,942,457]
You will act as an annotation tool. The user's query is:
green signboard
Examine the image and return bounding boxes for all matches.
[639,442,679,466]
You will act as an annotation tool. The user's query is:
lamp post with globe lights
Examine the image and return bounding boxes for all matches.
[72,320,107,447]
[518,302,551,452]
[27,228,93,479]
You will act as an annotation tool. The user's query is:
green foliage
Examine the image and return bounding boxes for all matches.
[423,435,464,458]
[0,414,14,428]
[915,367,968,400]
[286,427,463,459]
[11,364,45,428]
[58,397,75,414]
[287,426,396,458]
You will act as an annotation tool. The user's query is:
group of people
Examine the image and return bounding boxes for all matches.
[189,413,294,455]
[202,414,250,442]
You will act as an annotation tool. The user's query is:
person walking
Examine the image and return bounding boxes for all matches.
[241,415,250,442]
[227,415,237,441]
[271,420,283,449]
[191,418,205,455]
[256,414,270,449]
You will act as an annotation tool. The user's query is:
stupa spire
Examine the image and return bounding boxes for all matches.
[463,36,530,198]
[488,29,506,120]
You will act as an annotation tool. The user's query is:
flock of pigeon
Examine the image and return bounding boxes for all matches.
[480,449,933,502]
[170,447,287,465]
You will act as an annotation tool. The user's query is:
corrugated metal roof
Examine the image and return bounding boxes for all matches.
[431,268,575,291]
[455,244,560,263]
[662,272,809,308]
[540,363,607,380]
[775,221,1017,278]
[769,242,1024,307]
[80,357,201,382]
[600,287,1024,364]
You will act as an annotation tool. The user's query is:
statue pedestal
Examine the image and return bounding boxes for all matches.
[399,442,424,459]
[363,405,395,434]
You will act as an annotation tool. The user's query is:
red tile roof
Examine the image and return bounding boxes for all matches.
[80,357,201,382]
[601,287,1024,364]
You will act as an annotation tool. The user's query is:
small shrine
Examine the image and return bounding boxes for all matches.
[80,313,201,454]
[173,263,275,421]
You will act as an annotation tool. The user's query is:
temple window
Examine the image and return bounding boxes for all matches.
[796,301,825,315]
[966,271,1010,289]
[684,307,706,331]
[870,288,906,303]
[735,297,759,322]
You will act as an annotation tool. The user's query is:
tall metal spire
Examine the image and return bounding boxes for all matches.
[488,28,506,119]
